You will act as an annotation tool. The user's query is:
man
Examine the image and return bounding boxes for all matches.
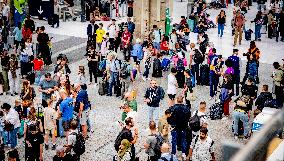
[1,50,10,94]
[144,80,164,124]
[65,120,80,161]
[74,84,90,139]
[120,61,132,96]
[167,68,178,107]
[209,55,224,98]
[255,85,273,110]
[59,89,74,139]
[152,25,161,51]
[272,62,284,107]
[191,102,208,137]
[38,73,58,105]
[158,109,171,143]
[121,92,137,121]
[126,17,135,35]
[96,23,106,50]
[8,53,19,96]
[2,2,10,23]
[233,10,245,46]
[167,95,190,159]
[121,26,131,61]
[87,20,99,45]
[108,19,118,50]
[228,49,241,96]
[131,38,143,64]
[52,0,61,28]
[121,102,137,122]
[158,143,178,161]
[25,15,35,32]
[144,121,161,161]
[53,145,71,161]
[188,127,216,161]
[114,117,138,160]
[37,26,51,65]
[107,52,121,97]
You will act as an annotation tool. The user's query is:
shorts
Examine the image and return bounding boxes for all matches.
[62,120,72,131]
[80,110,89,126]
[168,94,176,100]
[44,128,55,135]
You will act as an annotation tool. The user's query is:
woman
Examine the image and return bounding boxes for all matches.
[24,107,43,139]
[115,139,132,161]
[220,74,233,119]
[169,29,178,56]
[20,80,36,118]
[184,69,194,109]
[160,35,169,55]
[252,11,263,41]
[57,76,71,96]
[142,44,152,80]
[216,10,226,38]
[54,56,71,82]
[94,7,101,20]
[87,46,99,84]
[13,22,23,50]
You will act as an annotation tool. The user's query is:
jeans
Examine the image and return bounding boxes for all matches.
[148,106,159,124]
[218,23,225,37]
[153,42,160,51]
[171,130,187,154]
[232,111,249,137]
[35,70,43,85]
[275,86,284,107]
[143,65,150,78]
[192,64,200,84]
[5,127,19,148]
[209,73,219,97]
[257,4,266,11]
[108,72,119,95]
[58,118,65,137]
[255,24,262,40]
[8,71,19,94]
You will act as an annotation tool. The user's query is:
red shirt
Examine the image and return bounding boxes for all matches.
[33,59,44,71]
[22,27,32,41]
[122,31,131,46]
[160,41,169,51]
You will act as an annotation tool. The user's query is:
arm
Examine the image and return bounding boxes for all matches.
[78,102,84,119]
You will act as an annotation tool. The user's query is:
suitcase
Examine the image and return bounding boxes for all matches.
[209,102,223,120]
[98,80,106,95]
[200,64,210,86]
[245,29,252,40]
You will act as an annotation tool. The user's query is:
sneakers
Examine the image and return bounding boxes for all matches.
[142,76,146,81]
[45,144,49,150]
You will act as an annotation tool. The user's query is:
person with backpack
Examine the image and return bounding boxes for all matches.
[184,69,195,109]
[115,139,132,161]
[114,117,138,160]
[174,52,187,88]
[242,41,260,84]
[107,52,121,96]
[255,84,273,110]
[209,55,224,98]
[144,80,165,124]
[144,121,164,161]
[167,95,190,159]
[190,101,208,138]
[152,53,163,79]
[228,49,241,96]
[252,11,264,41]
[188,127,216,161]
[65,120,85,161]
[272,62,284,107]
[120,61,132,96]
[158,143,178,161]
[220,74,234,119]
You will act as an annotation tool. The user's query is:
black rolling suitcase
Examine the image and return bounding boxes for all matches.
[200,64,210,86]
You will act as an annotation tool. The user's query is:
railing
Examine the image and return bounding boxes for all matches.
[222,108,284,161]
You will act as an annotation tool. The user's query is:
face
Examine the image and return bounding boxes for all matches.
[200,132,207,140]
[150,81,157,88]
[45,75,52,81]
[119,144,125,150]
[8,157,16,161]
[124,27,128,32]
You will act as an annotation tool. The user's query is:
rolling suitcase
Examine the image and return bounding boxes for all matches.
[245,29,253,40]
[200,64,210,86]
[98,80,106,95]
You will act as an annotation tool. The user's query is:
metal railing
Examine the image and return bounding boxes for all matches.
[222,108,284,161]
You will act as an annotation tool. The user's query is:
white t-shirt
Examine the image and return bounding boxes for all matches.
[108,24,118,39]
[2,5,10,17]
[43,107,56,130]
[188,48,196,66]
[167,73,177,95]
[68,129,78,154]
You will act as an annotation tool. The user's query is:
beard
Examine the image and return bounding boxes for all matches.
[200,136,206,140]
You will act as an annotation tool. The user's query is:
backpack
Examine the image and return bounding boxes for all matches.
[176,58,185,71]
[193,49,204,64]
[158,86,165,100]
[120,63,130,79]
[228,55,240,74]
[20,54,29,63]
[152,133,164,158]
[99,59,106,71]
[71,132,86,155]
[189,111,204,132]
[114,128,129,151]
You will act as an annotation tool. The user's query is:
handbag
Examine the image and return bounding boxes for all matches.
[186,91,196,101]
[22,100,33,107]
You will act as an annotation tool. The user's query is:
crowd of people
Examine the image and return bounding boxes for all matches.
[0,0,284,161]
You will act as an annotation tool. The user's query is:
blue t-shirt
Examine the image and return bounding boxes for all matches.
[60,97,74,121]
[75,90,90,112]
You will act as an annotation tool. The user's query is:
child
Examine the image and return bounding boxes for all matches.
[43,99,57,150]
[77,66,87,85]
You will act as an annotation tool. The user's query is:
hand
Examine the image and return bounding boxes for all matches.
[144,99,150,103]
[134,128,138,134]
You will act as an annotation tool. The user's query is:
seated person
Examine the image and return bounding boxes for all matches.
[255,84,273,111]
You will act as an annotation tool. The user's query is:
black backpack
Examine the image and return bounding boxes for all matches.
[176,58,185,71]
[193,49,204,64]
[71,132,86,155]
[120,63,130,79]
[114,128,129,151]
[189,111,204,132]
[152,133,164,158]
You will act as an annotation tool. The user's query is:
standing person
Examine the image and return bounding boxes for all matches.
[114,117,138,160]
[158,143,178,161]
[142,44,152,80]
[216,10,226,38]
[126,17,135,36]
[87,47,99,85]
[87,20,99,46]
[228,49,241,96]
[20,80,36,118]
[44,99,57,150]
[107,53,120,97]
[58,89,74,139]
[24,15,35,33]
[8,53,19,96]
[52,0,60,28]
[0,50,9,94]
[37,26,51,65]
[19,46,30,77]
[120,61,132,96]
[22,24,33,42]
[144,121,161,161]
[241,77,258,111]
[96,23,106,51]
[233,10,245,46]
[64,0,76,21]
[1,2,10,23]
[158,109,171,143]
[115,139,132,161]
[167,95,190,159]
[144,80,164,124]
[108,19,118,50]
[76,66,87,85]
[267,10,275,39]
[33,55,44,85]
[74,84,91,139]
[25,122,44,161]
[169,29,178,56]
[13,22,23,50]
[1,103,21,149]
[121,26,132,61]
[209,55,224,98]
[220,74,233,119]
[167,68,178,107]
[131,38,143,64]
[152,25,161,51]
[188,127,216,161]
[65,120,80,161]
[152,53,163,79]
[38,73,58,105]
[272,62,284,107]
[252,11,263,41]
[184,69,194,109]
[279,10,284,42]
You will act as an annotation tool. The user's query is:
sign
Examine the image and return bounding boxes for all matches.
[165,8,170,36]
[29,0,54,18]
